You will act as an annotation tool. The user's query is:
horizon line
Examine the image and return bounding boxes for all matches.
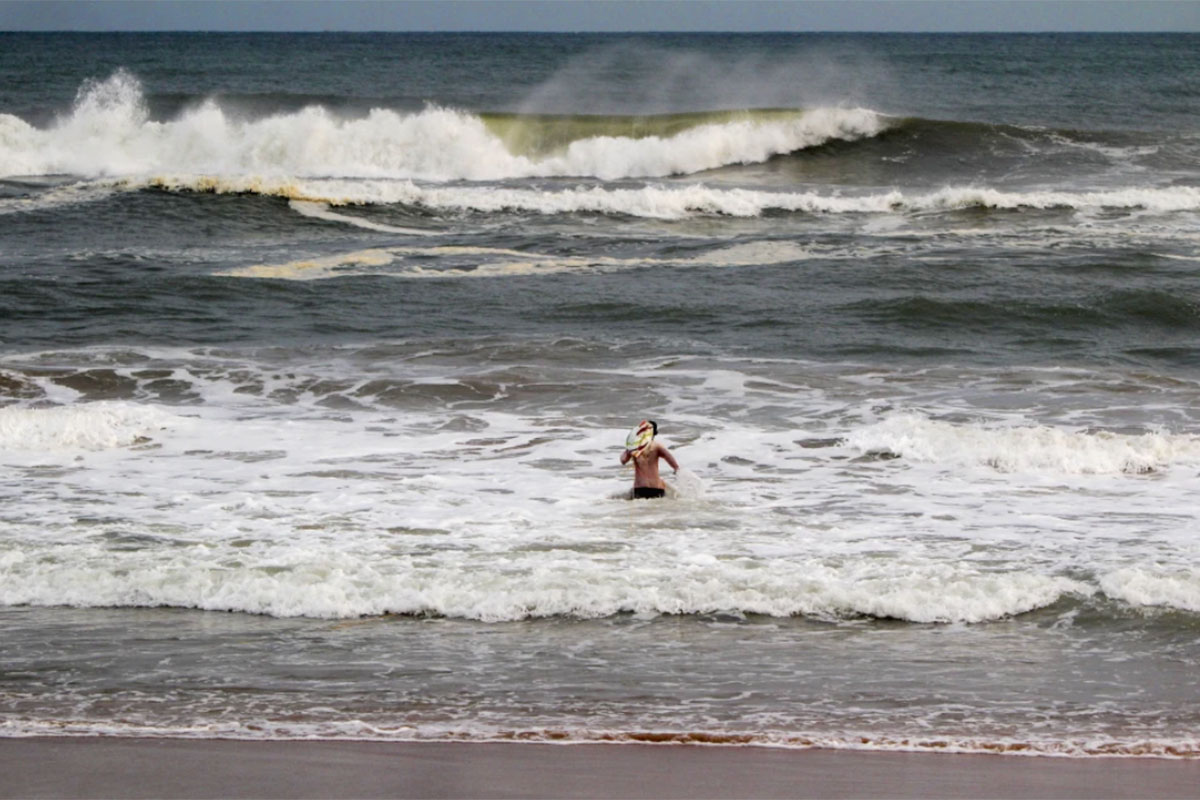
[3,28,1196,34]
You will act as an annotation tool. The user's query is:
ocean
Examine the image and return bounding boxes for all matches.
[1,31,1199,758]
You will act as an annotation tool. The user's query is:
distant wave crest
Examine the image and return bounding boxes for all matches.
[142,176,1200,220]
[0,69,890,181]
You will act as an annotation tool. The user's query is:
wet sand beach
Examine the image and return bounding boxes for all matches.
[2,739,1197,799]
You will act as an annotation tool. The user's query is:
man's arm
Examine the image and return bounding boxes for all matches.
[659,443,679,472]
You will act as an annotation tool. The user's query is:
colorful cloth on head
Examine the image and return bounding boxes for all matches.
[625,420,655,458]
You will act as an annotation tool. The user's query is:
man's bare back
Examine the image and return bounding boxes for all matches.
[620,420,679,499]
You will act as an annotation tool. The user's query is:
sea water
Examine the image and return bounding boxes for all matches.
[2,32,1199,757]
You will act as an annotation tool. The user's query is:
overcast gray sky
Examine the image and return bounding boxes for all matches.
[2,1,1198,32]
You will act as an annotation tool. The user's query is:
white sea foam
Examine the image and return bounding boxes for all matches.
[917,185,1200,213]
[846,413,1200,475]
[2,716,1195,758]
[2,352,1199,623]
[217,238,812,280]
[0,113,39,175]
[288,200,433,235]
[144,174,1200,222]
[220,248,398,280]
[7,70,1198,227]
[0,179,123,215]
[0,535,1087,622]
[0,402,181,452]
[1099,568,1200,613]
[0,70,888,182]
[533,106,889,180]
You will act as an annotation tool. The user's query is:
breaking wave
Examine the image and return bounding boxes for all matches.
[6,70,1198,223]
[8,173,1200,221]
[0,541,1093,623]
[846,413,1200,475]
[141,176,1200,218]
[0,402,180,452]
[0,69,889,181]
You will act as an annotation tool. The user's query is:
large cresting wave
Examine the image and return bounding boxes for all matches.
[0,69,890,181]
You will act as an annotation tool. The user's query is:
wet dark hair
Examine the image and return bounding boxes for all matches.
[649,420,658,436]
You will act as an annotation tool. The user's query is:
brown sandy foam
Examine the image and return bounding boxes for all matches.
[1,738,1197,799]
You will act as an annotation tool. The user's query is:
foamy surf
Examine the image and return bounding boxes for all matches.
[0,537,1096,622]
[2,717,1196,759]
[0,402,181,452]
[288,200,434,235]
[7,71,1197,221]
[1099,568,1200,613]
[0,70,890,182]
[0,178,124,215]
[0,380,1191,623]
[846,413,1200,475]
[217,239,811,279]
[144,175,1200,220]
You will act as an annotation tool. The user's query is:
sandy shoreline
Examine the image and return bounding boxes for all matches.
[1,738,1197,799]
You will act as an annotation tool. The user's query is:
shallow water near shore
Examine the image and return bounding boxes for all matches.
[2,31,1199,757]
[4,602,1199,756]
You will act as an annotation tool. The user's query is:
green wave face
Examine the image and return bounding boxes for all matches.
[481,108,806,157]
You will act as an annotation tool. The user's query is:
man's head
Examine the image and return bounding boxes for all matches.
[626,419,657,457]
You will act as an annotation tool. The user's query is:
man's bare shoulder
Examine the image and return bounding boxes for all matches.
[655,440,679,469]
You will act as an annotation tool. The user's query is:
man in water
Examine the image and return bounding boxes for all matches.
[620,419,679,499]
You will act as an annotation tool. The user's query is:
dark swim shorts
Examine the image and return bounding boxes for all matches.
[631,487,666,500]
